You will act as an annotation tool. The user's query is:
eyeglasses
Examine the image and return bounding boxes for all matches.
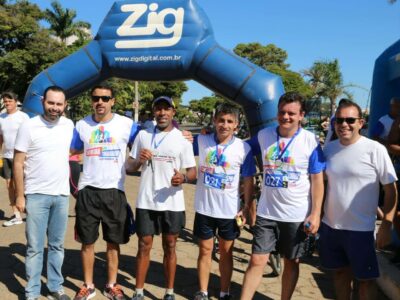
[335,117,360,124]
[91,95,113,102]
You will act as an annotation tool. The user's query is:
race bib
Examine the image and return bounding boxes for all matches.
[204,172,226,190]
[264,173,288,188]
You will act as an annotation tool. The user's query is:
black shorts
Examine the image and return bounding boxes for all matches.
[2,158,13,179]
[136,208,185,236]
[75,186,130,244]
[252,216,307,259]
[193,212,240,241]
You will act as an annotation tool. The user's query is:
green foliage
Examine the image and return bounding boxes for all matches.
[189,95,224,125]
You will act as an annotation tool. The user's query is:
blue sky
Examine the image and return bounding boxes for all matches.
[30,0,400,109]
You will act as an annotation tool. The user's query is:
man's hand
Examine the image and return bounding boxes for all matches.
[182,130,193,143]
[304,213,320,235]
[16,196,26,213]
[171,168,185,186]
[139,148,153,164]
[235,210,245,228]
[376,221,392,249]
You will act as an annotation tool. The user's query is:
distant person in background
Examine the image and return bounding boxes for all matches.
[372,97,400,145]
[0,91,29,227]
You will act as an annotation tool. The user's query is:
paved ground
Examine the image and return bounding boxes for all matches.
[0,174,370,300]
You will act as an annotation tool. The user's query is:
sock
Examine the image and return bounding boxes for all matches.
[166,288,174,295]
[84,283,94,289]
[136,288,144,295]
[200,291,208,296]
[220,291,229,297]
[106,283,116,288]
[14,211,21,219]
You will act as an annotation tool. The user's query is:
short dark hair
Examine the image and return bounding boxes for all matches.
[214,103,240,121]
[278,92,305,112]
[1,91,18,100]
[336,100,363,118]
[43,86,66,100]
[91,84,114,98]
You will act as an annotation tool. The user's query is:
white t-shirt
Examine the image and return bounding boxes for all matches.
[14,116,74,195]
[71,114,139,191]
[0,110,29,158]
[194,134,256,219]
[130,127,196,211]
[256,126,325,222]
[323,136,397,231]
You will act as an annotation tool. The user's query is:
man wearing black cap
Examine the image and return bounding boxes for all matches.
[0,91,29,227]
[126,96,197,300]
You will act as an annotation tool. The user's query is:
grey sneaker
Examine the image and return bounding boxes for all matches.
[194,292,209,300]
[26,297,39,300]
[219,295,232,300]
[3,217,23,227]
[48,290,71,300]
[103,284,126,300]
[163,294,175,300]
[131,292,145,300]
[74,284,96,300]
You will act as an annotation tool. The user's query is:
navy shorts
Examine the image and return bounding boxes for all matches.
[251,216,307,259]
[319,222,379,280]
[193,212,240,241]
[136,208,185,236]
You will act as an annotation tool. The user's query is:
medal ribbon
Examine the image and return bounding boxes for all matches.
[275,127,301,161]
[214,134,235,165]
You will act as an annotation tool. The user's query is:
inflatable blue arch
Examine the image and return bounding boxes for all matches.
[22,0,284,136]
[370,39,400,136]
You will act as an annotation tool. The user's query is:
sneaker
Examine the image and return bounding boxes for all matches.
[163,294,175,300]
[74,284,96,300]
[194,292,209,300]
[219,295,232,300]
[3,217,23,227]
[103,284,126,300]
[48,290,71,300]
[131,292,145,300]
[26,297,39,300]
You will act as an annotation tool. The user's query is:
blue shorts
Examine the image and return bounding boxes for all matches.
[319,222,379,280]
[193,212,240,241]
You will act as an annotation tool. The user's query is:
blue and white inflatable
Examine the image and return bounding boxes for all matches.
[23,0,284,135]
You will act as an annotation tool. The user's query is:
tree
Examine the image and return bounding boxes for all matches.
[189,96,224,125]
[0,0,68,97]
[303,59,352,115]
[234,43,312,98]
[44,1,91,45]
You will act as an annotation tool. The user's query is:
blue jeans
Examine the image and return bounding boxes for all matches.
[25,194,69,298]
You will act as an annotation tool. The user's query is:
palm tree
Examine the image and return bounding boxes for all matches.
[44,1,91,45]
[303,59,352,115]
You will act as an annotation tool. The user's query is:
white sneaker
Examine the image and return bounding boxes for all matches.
[3,217,23,227]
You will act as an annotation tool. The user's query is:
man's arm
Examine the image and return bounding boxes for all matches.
[126,148,153,173]
[387,118,400,155]
[171,166,196,186]
[240,176,255,226]
[376,182,397,249]
[305,172,324,235]
[13,150,26,212]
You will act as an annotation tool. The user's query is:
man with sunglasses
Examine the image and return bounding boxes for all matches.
[71,85,140,300]
[126,96,196,300]
[320,101,398,300]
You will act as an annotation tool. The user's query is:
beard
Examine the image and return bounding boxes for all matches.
[44,109,62,122]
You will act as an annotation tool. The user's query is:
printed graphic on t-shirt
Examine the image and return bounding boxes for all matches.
[86,126,121,161]
[263,141,300,188]
[200,147,235,190]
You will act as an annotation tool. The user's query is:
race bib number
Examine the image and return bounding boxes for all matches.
[204,172,226,190]
[264,173,288,188]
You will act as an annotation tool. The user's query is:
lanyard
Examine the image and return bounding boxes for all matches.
[275,127,300,161]
[151,126,172,149]
[214,134,235,165]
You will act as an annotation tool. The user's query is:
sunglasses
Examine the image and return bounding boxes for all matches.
[91,95,113,102]
[335,117,360,124]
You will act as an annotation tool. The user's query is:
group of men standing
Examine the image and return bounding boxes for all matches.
[0,86,398,300]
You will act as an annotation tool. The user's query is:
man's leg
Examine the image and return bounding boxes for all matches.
[81,243,96,285]
[333,267,353,300]
[46,195,69,293]
[240,253,269,300]
[106,242,120,284]
[281,258,299,300]
[218,238,234,294]
[162,233,179,289]
[135,235,154,289]
[197,238,214,292]
[358,279,377,300]
[6,178,19,216]
[25,194,51,298]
